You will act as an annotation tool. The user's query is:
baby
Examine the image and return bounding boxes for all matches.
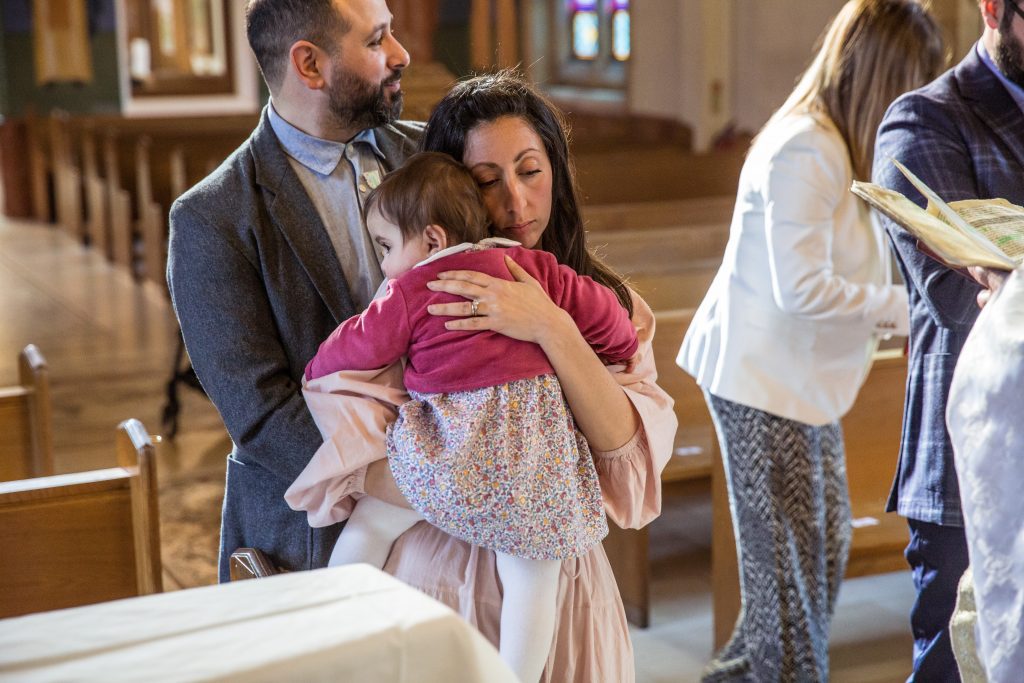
[302,151,638,682]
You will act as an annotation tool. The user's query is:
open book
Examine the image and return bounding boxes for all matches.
[852,159,1024,271]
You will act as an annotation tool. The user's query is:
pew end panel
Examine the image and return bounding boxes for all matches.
[604,307,719,628]
[24,109,54,223]
[0,345,54,482]
[0,419,163,618]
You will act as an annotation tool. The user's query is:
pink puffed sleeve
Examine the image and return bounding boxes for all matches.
[592,291,677,529]
[284,362,408,527]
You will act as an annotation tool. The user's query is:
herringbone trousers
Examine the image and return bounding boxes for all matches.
[702,392,852,683]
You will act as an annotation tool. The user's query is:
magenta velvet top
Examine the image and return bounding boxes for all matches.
[305,244,638,394]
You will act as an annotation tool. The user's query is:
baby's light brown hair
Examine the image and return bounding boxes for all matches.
[366,151,489,245]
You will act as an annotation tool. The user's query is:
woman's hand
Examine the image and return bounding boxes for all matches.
[429,254,639,451]
[426,255,574,344]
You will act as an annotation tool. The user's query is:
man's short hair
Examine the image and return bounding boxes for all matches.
[245,0,350,91]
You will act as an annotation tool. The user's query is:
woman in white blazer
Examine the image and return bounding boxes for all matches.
[677,1,945,680]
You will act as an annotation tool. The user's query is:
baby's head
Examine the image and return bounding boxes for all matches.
[366,151,489,279]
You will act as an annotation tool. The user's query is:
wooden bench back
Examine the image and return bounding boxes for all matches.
[0,419,162,618]
[575,146,745,204]
[132,131,252,283]
[584,196,735,232]
[0,345,53,482]
[650,308,717,482]
[840,349,909,577]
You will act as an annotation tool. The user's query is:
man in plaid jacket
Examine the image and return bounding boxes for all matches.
[873,1,1024,679]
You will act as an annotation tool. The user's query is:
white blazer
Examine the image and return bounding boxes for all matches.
[677,113,909,426]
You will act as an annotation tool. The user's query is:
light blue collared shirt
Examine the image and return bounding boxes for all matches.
[977,42,1024,115]
[268,103,386,310]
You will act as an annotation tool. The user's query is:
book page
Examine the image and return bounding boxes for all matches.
[851,181,1018,270]
[951,199,1024,260]
[891,159,1008,262]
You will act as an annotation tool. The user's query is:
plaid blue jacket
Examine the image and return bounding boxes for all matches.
[873,45,1024,526]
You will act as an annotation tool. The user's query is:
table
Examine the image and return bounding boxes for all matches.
[0,564,517,682]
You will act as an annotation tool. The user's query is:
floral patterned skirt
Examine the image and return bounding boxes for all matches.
[388,374,608,560]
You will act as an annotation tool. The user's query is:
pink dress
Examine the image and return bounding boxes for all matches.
[288,290,676,682]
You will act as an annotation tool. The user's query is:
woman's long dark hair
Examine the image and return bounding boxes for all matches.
[421,70,633,317]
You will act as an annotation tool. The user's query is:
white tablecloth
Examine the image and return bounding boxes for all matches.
[0,564,517,682]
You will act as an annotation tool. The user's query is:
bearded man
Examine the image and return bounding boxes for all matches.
[873,0,1024,679]
[168,0,422,582]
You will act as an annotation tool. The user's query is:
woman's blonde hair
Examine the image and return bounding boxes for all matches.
[764,0,947,179]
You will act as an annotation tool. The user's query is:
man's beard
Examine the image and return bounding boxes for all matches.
[994,9,1024,89]
[326,65,403,131]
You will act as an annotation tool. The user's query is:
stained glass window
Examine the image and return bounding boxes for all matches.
[572,11,599,60]
[569,0,629,63]
[612,1,630,61]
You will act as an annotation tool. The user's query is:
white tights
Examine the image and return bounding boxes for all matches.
[495,552,561,683]
[327,495,422,569]
[328,496,561,683]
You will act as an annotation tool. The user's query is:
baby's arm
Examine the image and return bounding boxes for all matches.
[542,259,639,364]
[305,281,413,380]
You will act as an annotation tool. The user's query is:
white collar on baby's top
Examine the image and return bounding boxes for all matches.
[413,237,521,269]
[370,237,521,300]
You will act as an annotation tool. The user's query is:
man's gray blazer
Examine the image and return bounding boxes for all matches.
[167,107,423,581]
[874,45,1024,526]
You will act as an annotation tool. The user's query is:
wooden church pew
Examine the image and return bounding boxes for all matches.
[24,109,53,223]
[133,131,251,284]
[80,123,111,257]
[574,146,746,204]
[584,196,736,233]
[0,419,162,618]
[114,118,253,280]
[0,345,53,483]
[35,112,258,275]
[48,111,85,241]
[592,222,732,270]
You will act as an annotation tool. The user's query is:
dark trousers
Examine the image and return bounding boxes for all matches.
[905,519,970,683]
